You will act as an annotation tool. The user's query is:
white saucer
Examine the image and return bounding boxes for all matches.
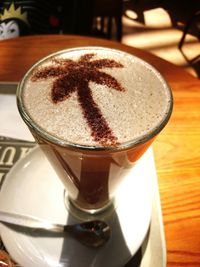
[0,146,153,267]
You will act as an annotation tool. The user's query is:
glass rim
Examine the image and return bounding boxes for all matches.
[16,46,173,152]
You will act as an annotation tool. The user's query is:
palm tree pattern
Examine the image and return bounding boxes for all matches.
[31,53,125,146]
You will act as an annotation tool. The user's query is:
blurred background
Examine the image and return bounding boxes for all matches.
[0,0,199,77]
[92,0,200,78]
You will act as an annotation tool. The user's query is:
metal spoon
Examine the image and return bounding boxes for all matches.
[0,211,111,247]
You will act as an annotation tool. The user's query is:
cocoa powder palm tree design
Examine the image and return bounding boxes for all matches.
[31,53,125,146]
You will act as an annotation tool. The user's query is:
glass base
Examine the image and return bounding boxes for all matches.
[63,190,116,220]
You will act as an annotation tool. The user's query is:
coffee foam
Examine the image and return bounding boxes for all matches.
[22,47,172,147]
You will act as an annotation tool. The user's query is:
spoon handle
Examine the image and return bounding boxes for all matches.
[0,211,65,232]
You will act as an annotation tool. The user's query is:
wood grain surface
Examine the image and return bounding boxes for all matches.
[0,35,200,266]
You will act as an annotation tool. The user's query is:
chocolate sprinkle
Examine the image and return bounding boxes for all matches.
[31,53,125,146]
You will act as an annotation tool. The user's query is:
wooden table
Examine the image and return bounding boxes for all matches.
[0,35,200,266]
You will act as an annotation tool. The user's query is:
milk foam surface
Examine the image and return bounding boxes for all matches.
[22,47,172,147]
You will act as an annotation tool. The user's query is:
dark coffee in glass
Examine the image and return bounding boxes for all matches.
[17,47,173,214]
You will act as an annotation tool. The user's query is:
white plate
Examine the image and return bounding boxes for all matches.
[0,146,153,267]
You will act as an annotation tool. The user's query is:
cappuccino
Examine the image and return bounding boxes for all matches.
[20,47,172,148]
[17,47,172,211]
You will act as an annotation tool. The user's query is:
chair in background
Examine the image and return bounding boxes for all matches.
[178,10,200,53]
[61,0,94,36]
[93,0,123,41]
[178,10,200,78]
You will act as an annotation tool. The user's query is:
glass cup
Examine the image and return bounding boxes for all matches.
[17,47,173,215]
